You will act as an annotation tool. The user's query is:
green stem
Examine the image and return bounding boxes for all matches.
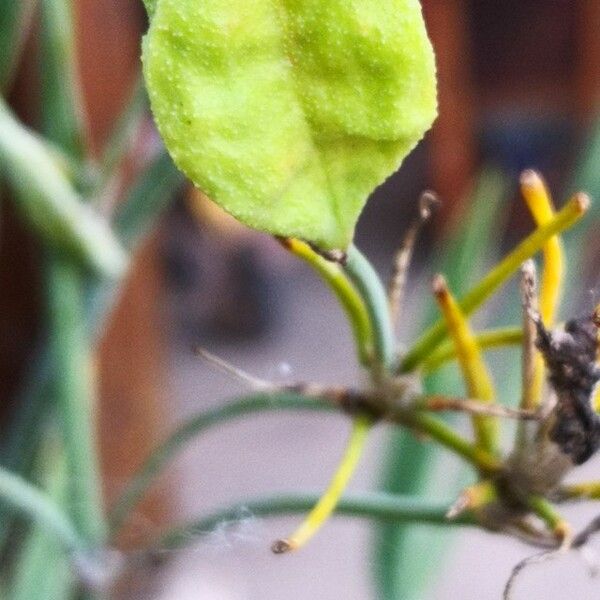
[109,393,333,533]
[406,412,501,474]
[525,496,566,534]
[113,149,185,248]
[375,169,510,600]
[0,97,127,278]
[0,152,184,554]
[401,194,589,372]
[345,245,396,373]
[0,0,37,92]
[40,0,85,159]
[10,449,73,600]
[154,492,472,551]
[95,79,147,192]
[421,326,523,374]
[47,256,106,545]
[110,390,493,536]
[0,466,82,553]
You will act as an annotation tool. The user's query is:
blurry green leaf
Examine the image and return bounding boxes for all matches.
[40,0,85,159]
[10,450,73,600]
[143,0,437,249]
[114,149,185,248]
[0,0,36,92]
[47,255,106,545]
[374,168,510,600]
[0,98,127,278]
[97,79,148,189]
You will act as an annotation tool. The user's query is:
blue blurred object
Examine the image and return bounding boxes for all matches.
[480,109,575,177]
[480,111,574,175]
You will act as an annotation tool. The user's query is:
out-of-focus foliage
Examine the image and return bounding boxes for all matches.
[0,1,36,91]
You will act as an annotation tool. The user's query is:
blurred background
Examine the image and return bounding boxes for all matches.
[1,1,600,598]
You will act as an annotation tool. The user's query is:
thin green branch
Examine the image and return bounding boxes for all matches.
[96,79,147,191]
[421,326,523,374]
[0,466,83,554]
[40,0,86,158]
[153,492,471,552]
[9,449,73,600]
[405,412,500,474]
[525,496,568,538]
[0,97,127,278]
[401,194,590,372]
[345,245,396,372]
[110,389,494,536]
[113,149,185,248]
[47,256,106,545]
[0,0,37,92]
[274,416,373,552]
[109,393,333,533]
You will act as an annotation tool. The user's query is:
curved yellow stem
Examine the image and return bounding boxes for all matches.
[279,238,373,366]
[520,171,564,324]
[272,415,371,553]
[520,170,565,408]
[401,192,589,372]
[432,275,498,455]
[594,303,600,412]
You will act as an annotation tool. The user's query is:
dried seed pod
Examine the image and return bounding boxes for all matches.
[534,313,600,465]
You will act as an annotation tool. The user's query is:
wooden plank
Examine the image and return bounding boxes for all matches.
[422,0,476,210]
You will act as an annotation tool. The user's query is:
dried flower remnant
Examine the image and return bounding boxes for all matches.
[533,311,600,465]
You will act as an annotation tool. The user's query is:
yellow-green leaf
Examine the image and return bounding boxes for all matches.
[143,0,437,249]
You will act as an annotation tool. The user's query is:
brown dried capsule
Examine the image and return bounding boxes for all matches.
[534,313,600,464]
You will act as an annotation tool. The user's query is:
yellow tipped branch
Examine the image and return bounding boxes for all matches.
[520,171,564,325]
[401,192,590,372]
[525,496,571,543]
[432,275,498,455]
[272,415,372,553]
[447,480,497,519]
[520,170,565,407]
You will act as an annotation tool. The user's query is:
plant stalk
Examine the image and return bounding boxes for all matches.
[47,255,106,546]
